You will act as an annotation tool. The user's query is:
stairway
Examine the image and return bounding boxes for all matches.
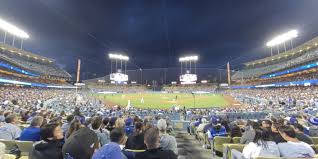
[175,131,215,159]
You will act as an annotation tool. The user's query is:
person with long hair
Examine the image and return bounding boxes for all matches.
[65,119,82,138]
[125,122,147,150]
[271,122,286,144]
[241,128,280,159]
[115,118,125,128]
[230,124,242,138]
[31,123,64,159]
[240,120,259,144]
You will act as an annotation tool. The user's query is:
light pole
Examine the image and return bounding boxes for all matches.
[140,68,143,85]
[266,30,298,56]
[0,18,30,49]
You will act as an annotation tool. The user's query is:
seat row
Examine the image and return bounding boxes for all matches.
[0,139,33,158]
[213,136,318,159]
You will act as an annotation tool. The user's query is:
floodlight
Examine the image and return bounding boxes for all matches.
[108,53,129,61]
[266,30,298,47]
[179,55,198,62]
[0,18,29,39]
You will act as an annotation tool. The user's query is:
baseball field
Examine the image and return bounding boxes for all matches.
[95,93,238,109]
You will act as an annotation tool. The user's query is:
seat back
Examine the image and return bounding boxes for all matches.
[122,149,146,159]
[124,149,146,153]
[15,141,33,156]
[311,137,318,145]
[232,137,241,144]
[213,136,232,152]
[223,143,245,159]
[255,157,287,159]
[0,140,17,153]
[3,154,16,159]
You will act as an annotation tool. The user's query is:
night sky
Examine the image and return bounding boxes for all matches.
[1,0,318,79]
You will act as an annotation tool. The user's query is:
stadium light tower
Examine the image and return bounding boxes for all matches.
[0,18,30,49]
[179,55,198,74]
[108,53,129,84]
[266,30,298,56]
[179,55,199,84]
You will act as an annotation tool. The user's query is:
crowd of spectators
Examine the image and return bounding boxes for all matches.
[0,107,179,158]
[232,47,318,80]
[0,72,68,85]
[226,87,318,113]
[0,48,71,78]
[1,84,318,158]
[163,84,217,93]
[88,84,148,93]
[0,85,181,159]
[235,69,318,86]
[189,111,318,158]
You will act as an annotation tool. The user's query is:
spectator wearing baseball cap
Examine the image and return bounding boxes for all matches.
[92,128,127,159]
[62,127,99,159]
[308,117,318,137]
[30,123,64,159]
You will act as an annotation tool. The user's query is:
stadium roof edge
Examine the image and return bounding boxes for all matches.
[0,43,55,63]
[244,36,318,66]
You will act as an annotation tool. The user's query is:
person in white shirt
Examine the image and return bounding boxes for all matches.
[278,125,315,158]
[0,114,22,140]
[242,128,280,159]
[196,118,208,142]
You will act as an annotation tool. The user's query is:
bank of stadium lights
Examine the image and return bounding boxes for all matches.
[108,53,129,61]
[179,55,198,62]
[0,18,29,49]
[0,18,29,39]
[266,30,298,47]
[266,30,298,56]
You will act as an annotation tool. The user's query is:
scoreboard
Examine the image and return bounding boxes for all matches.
[110,73,128,82]
[180,73,197,84]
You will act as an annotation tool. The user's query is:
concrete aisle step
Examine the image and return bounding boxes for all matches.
[175,131,216,159]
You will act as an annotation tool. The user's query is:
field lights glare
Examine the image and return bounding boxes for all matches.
[0,18,29,39]
[179,55,198,62]
[108,53,129,61]
[266,30,298,47]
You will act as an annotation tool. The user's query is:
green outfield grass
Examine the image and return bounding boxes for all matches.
[95,93,231,109]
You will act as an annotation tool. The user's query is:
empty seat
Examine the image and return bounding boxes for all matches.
[213,136,232,153]
[223,143,246,159]
[177,148,187,155]
[177,155,187,159]
[311,137,318,145]
[0,140,17,153]
[15,141,33,156]
[3,154,16,159]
